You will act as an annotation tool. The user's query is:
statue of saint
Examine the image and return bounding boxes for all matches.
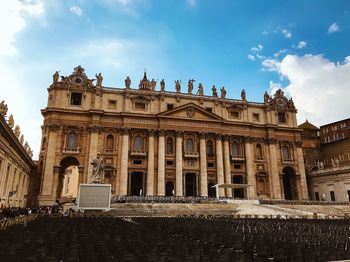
[20,134,24,145]
[8,114,14,128]
[241,89,246,101]
[24,141,29,151]
[264,91,269,103]
[160,79,165,91]
[90,153,104,184]
[220,86,226,99]
[212,85,217,97]
[53,71,59,84]
[188,79,194,94]
[197,83,204,96]
[0,100,8,117]
[14,125,20,138]
[151,79,156,90]
[125,76,131,89]
[95,73,103,86]
[175,80,181,93]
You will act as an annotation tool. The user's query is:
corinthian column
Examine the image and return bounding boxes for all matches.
[296,142,309,200]
[244,137,256,199]
[268,138,281,198]
[157,130,165,196]
[175,131,183,196]
[215,134,225,197]
[199,133,208,197]
[223,136,232,197]
[119,128,129,195]
[146,130,155,195]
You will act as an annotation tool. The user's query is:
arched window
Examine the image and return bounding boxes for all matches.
[207,140,214,156]
[134,136,143,151]
[231,142,239,156]
[256,144,263,159]
[166,138,173,154]
[186,138,194,153]
[282,146,290,160]
[106,135,114,150]
[67,132,78,149]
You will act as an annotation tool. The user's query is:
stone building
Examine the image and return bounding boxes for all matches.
[300,119,350,201]
[0,101,35,207]
[37,66,308,205]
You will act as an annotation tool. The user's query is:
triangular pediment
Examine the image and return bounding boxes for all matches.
[157,102,224,121]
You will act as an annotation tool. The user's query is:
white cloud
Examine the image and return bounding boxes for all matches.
[250,44,263,52]
[274,49,288,57]
[269,54,350,126]
[328,22,339,33]
[70,6,82,16]
[261,58,281,72]
[187,0,197,6]
[296,41,307,49]
[247,54,256,61]
[282,29,292,38]
[262,30,269,36]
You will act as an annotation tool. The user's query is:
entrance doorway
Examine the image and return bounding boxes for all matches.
[57,157,80,201]
[185,173,197,196]
[165,181,174,196]
[232,175,244,198]
[130,172,144,196]
[208,183,216,197]
[282,167,298,200]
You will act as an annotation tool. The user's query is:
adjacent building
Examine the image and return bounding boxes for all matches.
[37,66,309,205]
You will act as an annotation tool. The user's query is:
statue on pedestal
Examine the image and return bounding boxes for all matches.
[53,71,59,84]
[160,79,165,91]
[14,125,20,138]
[0,101,8,117]
[90,153,104,184]
[151,79,156,90]
[175,80,181,93]
[212,85,217,97]
[220,86,226,98]
[125,76,131,89]
[241,89,246,101]
[188,79,195,94]
[95,73,103,86]
[8,114,14,128]
[197,83,204,96]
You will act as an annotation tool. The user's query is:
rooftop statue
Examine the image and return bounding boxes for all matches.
[0,100,8,117]
[20,134,24,145]
[241,89,246,101]
[24,141,29,151]
[8,114,14,128]
[197,83,204,96]
[14,125,21,138]
[90,153,104,184]
[264,91,270,103]
[175,80,181,93]
[220,86,226,99]
[160,79,165,91]
[125,76,131,89]
[151,78,156,90]
[53,71,59,84]
[188,79,195,94]
[95,73,103,86]
[212,85,217,97]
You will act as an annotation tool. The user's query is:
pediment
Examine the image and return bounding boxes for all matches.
[157,103,224,121]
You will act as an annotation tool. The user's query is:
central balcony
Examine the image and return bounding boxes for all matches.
[184,152,199,159]
[130,150,147,157]
[62,147,80,154]
[231,155,245,161]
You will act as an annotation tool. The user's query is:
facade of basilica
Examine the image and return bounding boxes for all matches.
[37,66,308,205]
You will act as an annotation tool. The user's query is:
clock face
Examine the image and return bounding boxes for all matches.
[276,98,285,107]
[72,76,85,86]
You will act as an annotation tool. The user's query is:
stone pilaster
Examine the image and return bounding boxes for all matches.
[175,131,183,196]
[157,130,165,196]
[223,136,232,197]
[119,128,129,195]
[215,134,225,197]
[87,125,100,183]
[199,133,208,197]
[268,138,281,198]
[244,137,256,199]
[146,130,155,195]
[40,124,59,197]
[0,158,9,198]
[296,143,309,200]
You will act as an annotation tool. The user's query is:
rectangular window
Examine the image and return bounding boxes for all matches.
[70,92,82,106]
[234,164,241,170]
[133,159,142,165]
[229,110,240,119]
[167,104,174,110]
[207,162,215,168]
[330,191,335,201]
[253,113,260,122]
[135,102,146,110]
[278,112,286,123]
[314,192,320,201]
[205,107,213,113]
[108,100,117,109]
[166,160,174,166]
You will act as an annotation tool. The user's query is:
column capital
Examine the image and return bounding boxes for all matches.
[48,123,60,131]
[223,135,230,142]
[244,136,252,143]
[215,134,222,140]
[87,125,102,133]
[158,129,166,136]
[199,132,206,139]
[175,130,183,138]
[120,127,130,135]
[266,138,277,144]
[295,140,303,147]
[148,129,156,136]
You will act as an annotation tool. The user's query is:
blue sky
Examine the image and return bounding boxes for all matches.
[1,0,350,158]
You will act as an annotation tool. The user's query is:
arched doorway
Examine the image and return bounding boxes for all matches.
[165,181,174,196]
[208,183,216,197]
[57,157,80,202]
[282,166,298,200]
[130,172,144,196]
[185,173,197,196]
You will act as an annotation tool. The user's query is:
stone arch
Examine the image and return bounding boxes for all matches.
[57,157,80,202]
[282,166,298,200]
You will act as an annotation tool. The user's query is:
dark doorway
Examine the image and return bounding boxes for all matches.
[282,167,298,200]
[165,181,174,196]
[233,175,244,198]
[130,172,144,196]
[208,183,216,197]
[185,173,197,196]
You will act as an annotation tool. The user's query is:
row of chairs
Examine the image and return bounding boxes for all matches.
[259,199,350,205]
